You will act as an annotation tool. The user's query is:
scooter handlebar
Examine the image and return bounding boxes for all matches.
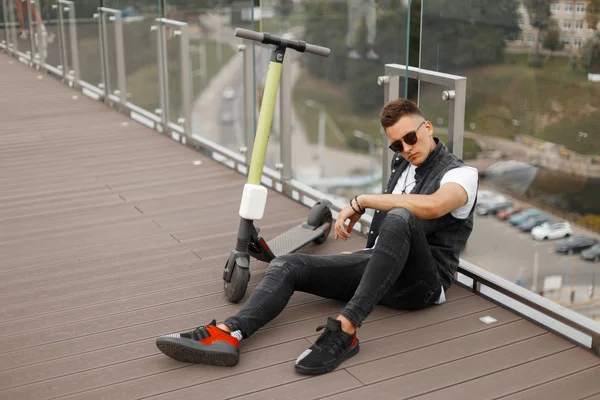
[304,43,331,57]
[234,28,265,43]
[234,28,330,57]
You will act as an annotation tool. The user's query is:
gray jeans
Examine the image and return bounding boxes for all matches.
[224,208,443,338]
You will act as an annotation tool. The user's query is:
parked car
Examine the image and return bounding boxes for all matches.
[555,236,599,255]
[531,221,573,241]
[518,214,553,232]
[508,209,543,226]
[476,190,506,207]
[497,205,527,220]
[580,244,600,262]
[476,201,513,216]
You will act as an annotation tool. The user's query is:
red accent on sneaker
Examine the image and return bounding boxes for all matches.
[350,336,358,347]
[199,325,239,348]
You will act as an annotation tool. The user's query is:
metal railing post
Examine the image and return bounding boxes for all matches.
[57,1,68,79]
[238,43,255,165]
[178,22,191,139]
[449,78,466,159]
[1,0,9,50]
[154,18,193,138]
[151,20,169,129]
[96,7,127,107]
[112,13,127,106]
[25,0,35,64]
[96,9,110,103]
[279,53,292,182]
[6,0,18,55]
[58,0,80,86]
[377,73,400,193]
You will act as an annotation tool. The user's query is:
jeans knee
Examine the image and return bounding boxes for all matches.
[266,254,301,280]
[383,207,415,229]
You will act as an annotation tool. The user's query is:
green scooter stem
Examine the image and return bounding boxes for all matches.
[247,60,283,186]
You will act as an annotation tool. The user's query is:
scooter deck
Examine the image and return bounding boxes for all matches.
[268,224,325,257]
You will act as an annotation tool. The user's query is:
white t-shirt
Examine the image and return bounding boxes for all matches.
[371,164,479,305]
[392,164,479,219]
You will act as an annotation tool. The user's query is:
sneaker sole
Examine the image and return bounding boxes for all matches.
[156,337,239,367]
[295,343,360,375]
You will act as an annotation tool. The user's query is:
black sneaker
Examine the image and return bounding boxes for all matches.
[295,317,359,375]
[156,320,241,366]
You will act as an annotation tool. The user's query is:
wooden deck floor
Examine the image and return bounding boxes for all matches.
[1,52,599,400]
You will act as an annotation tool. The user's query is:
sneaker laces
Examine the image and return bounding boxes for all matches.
[314,324,347,357]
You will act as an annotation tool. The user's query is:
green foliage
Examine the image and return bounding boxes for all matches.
[582,32,600,73]
[586,0,600,31]
[523,0,552,30]
[420,0,520,71]
[542,19,564,53]
[300,0,520,116]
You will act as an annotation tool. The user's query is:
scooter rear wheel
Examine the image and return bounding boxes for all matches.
[224,263,250,303]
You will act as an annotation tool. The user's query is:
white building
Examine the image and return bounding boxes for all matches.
[511,1,599,51]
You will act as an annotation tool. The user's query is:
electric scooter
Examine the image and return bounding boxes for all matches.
[223,28,333,303]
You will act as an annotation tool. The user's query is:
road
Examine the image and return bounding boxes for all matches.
[463,209,600,319]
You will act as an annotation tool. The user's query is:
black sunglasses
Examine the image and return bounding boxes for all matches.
[388,121,426,153]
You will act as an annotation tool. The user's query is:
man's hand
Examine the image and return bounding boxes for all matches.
[334,203,362,241]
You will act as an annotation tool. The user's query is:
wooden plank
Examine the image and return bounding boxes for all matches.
[0,242,190,285]
[0,219,164,261]
[0,293,326,390]
[0,205,143,243]
[2,290,472,399]
[0,293,323,397]
[346,318,544,384]
[29,340,311,400]
[0,193,126,223]
[0,286,470,394]
[0,289,324,371]
[0,234,179,272]
[158,308,525,400]
[0,250,197,296]
[0,258,212,309]
[497,365,600,400]
[230,370,363,400]
[0,185,110,206]
[320,334,577,400]
[409,348,600,400]
[0,254,226,324]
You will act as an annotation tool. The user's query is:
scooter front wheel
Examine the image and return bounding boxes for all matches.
[224,263,250,303]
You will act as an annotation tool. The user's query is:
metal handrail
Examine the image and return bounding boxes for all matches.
[458,259,600,355]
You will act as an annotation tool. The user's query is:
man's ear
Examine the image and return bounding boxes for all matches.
[425,121,434,136]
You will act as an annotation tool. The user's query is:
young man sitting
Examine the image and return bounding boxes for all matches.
[156,98,479,375]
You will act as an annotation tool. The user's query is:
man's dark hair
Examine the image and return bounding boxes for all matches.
[380,99,424,129]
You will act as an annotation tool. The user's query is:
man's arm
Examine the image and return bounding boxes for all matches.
[357,182,469,220]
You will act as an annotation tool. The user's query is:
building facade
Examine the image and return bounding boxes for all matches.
[510,1,598,51]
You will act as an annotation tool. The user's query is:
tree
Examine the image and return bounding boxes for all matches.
[542,19,564,55]
[302,0,520,114]
[523,0,553,67]
[420,0,521,71]
[582,31,600,73]
[586,0,600,31]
